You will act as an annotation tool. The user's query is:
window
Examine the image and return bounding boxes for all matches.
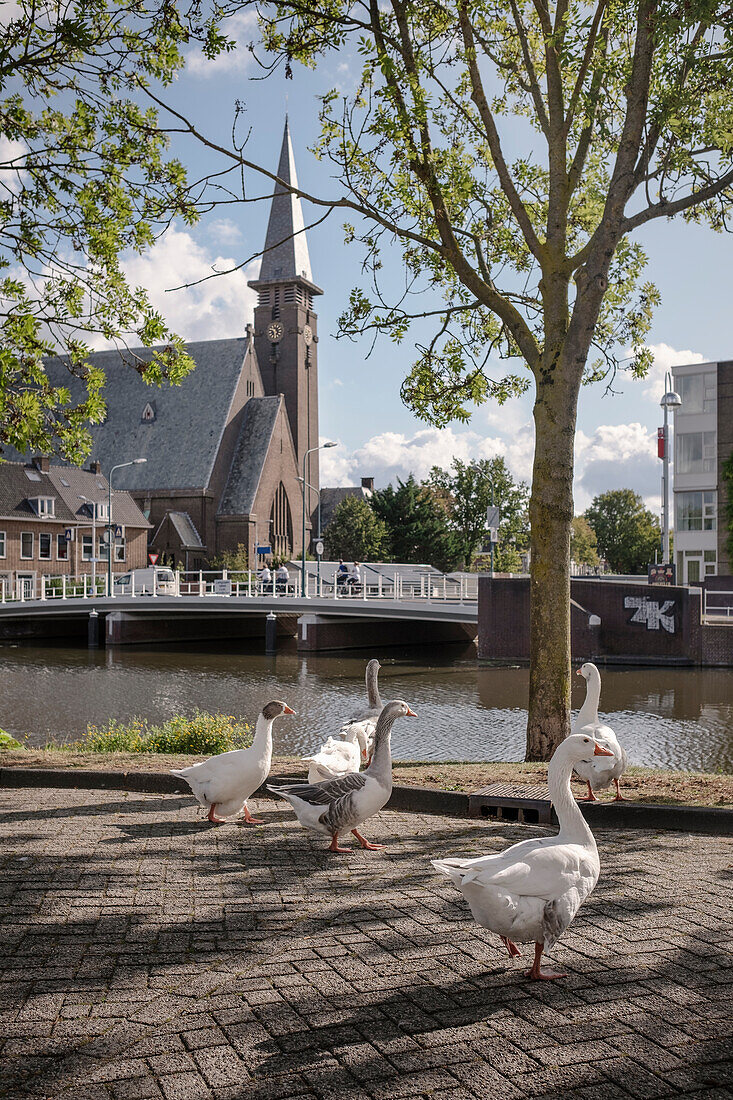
[60,477,70,487]
[29,496,55,516]
[704,550,717,577]
[95,502,109,521]
[57,534,69,561]
[676,491,716,531]
[82,535,93,561]
[24,468,41,482]
[21,532,33,559]
[675,431,716,474]
[114,538,126,563]
[39,533,51,560]
[676,372,716,414]
[0,531,5,559]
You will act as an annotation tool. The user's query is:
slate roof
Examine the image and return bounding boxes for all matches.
[0,463,149,526]
[1,338,250,493]
[218,396,282,516]
[167,511,203,549]
[252,119,320,290]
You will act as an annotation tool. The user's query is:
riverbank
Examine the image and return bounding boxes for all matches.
[2,746,731,807]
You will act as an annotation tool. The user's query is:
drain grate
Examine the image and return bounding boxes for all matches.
[468,782,554,825]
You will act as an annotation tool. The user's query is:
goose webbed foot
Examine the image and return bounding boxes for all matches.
[207,804,226,824]
[612,780,626,801]
[500,935,521,958]
[578,781,597,802]
[526,942,567,981]
[352,828,384,851]
[243,804,265,825]
[328,834,351,854]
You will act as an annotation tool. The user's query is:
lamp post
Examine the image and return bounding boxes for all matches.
[301,442,337,597]
[660,372,682,565]
[108,459,147,596]
[77,496,96,589]
[297,476,322,594]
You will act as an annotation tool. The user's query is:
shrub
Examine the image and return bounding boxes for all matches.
[70,711,251,755]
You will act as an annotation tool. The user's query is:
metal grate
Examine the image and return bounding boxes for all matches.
[468,782,554,825]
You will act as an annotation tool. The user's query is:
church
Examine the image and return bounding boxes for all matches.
[17,120,324,569]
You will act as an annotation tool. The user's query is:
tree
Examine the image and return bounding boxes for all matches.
[571,517,600,568]
[157,2,733,758]
[427,457,529,568]
[585,490,661,574]
[372,475,459,569]
[210,544,249,571]
[323,495,389,561]
[0,1,224,461]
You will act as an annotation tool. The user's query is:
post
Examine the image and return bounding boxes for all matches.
[265,612,277,655]
[108,472,112,598]
[88,608,100,649]
[40,575,46,601]
[62,575,66,600]
[662,399,670,564]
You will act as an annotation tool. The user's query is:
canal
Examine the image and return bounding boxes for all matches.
[2,642,732,773]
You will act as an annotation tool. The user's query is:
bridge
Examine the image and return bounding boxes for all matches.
[0,587,478,651]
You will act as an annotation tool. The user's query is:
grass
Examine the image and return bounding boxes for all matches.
[46,712,252,756]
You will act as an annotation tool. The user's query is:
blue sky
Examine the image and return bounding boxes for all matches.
[114,22,728,515]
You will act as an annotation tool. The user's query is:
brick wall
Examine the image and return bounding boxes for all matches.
[0,519,148,587]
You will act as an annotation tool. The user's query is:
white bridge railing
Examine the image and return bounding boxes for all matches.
[702,588,733,622]
[0,569,479,606]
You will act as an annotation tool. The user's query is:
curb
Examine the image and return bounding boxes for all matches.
[0,766,731,835]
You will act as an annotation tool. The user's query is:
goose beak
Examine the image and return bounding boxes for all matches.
[405,706,417,717]
[283,705,296,715]
[576,668,583,676]
[594,742,613,756]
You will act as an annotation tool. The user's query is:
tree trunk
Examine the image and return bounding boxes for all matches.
[525,362,581,760]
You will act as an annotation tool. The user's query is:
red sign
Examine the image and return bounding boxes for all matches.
[657,427,665,459]
[148,552,159,565]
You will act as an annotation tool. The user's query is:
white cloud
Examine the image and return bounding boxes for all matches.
[574,422,661,513]
[0,135,27,194]
[208,218,243,245]
[97,224,257,346]
[185,12,258,77]
[638,342,706,401]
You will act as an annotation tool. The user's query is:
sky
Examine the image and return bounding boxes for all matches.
[103,19,730,517]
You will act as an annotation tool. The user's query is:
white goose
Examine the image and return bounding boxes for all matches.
[433,734,613,980]
[303,726,369,783]
[171,700,294,823]
[572,662,628,801]
[339,658,383,756]
[269,700,416,853]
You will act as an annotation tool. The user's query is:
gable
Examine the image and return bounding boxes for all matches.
[218,396,292,516]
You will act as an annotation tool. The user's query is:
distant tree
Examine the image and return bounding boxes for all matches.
[427,457,529,569]
[585,490,660,575]
[571,517,600,568]
[323,496,389,562]
[210,544,249,572]
[372,475,459,571]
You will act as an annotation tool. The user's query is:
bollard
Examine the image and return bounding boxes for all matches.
[88,608,100,649]
[265,612,277,655]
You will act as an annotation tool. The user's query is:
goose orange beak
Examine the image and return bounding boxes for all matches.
[594,742,614,756]
[576,668,583,676]
[406,706,417,717]
[283,705,295,715]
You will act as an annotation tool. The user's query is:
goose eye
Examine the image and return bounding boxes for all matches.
[584,738,590,743]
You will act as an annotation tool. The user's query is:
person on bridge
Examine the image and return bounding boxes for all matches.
[348,562,362,591]
[276,562,290,594]
[336,559,349,590]
[258,563,272,592]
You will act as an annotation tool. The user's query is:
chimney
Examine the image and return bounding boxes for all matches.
[361,476,375,493]
[33,455,50,473]
[88,460,101,475]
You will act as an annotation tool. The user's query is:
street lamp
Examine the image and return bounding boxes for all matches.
[297,476,322,594]
[660,371,682,565]
[77,495,96,589]
[108,459,147,596]
[301,442,337,597]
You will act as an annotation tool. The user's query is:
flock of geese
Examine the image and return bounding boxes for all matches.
[172,658,628,981]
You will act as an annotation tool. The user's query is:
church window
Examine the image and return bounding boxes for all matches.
[142,402,156,422]
[258,288,271,306]
[269,482,293,558]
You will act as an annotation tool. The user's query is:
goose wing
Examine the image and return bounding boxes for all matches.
[437,838,595,900]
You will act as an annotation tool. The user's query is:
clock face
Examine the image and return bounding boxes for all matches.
[266,321,284,342]
[303,324,313,346]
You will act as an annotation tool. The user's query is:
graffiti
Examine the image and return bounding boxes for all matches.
[624,596,676,633]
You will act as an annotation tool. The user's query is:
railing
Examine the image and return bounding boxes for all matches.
[702,588,733,622]
[0,568,479,605]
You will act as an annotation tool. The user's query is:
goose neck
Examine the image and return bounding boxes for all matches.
[548,757,595,846]
[251,714,274,760]
[366,713,395,779]
[366,666,382,709]
[576,672,601,728]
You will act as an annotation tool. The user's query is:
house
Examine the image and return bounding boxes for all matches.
[0,456,149,598]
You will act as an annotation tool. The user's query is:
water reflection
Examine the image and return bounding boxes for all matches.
[1,642,731,772]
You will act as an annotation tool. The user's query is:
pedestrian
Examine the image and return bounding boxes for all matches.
[276,561,290,594]
[258,562,272,592]
[349,561,362,591]
[337,558,349,591]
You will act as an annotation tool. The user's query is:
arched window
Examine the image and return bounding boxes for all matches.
[269,483,293,558]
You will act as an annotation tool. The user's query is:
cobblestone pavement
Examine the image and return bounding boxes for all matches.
[0,788,731,1100]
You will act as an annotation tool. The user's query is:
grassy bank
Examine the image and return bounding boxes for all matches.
[1,745,731,808]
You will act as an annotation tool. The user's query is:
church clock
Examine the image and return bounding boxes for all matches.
[266,320,284,342]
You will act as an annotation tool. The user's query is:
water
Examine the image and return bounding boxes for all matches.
[2,642,732,772]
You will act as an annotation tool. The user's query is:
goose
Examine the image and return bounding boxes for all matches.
[339,658,383,754]
[432,733,613,980]
[269,699,416,852]
[572,662,628,801]
[171,700,294,823]
[303,726,367,783]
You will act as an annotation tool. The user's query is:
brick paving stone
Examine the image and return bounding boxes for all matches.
[0,787,731,1100]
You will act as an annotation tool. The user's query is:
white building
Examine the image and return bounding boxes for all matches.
[671,362,718,584]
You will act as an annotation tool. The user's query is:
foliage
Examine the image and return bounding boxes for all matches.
[426,457,529,568]
[722,452,733,566]
[571,517,600,568]
[210,544,249,572]
[585,490,661,575]
[70,712,251,755]
[0,730,24,749]
[372,475,459,570]
[0,0,227,461]
[323,495,389,561]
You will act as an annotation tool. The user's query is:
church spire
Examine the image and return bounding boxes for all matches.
[252,118,320,291]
